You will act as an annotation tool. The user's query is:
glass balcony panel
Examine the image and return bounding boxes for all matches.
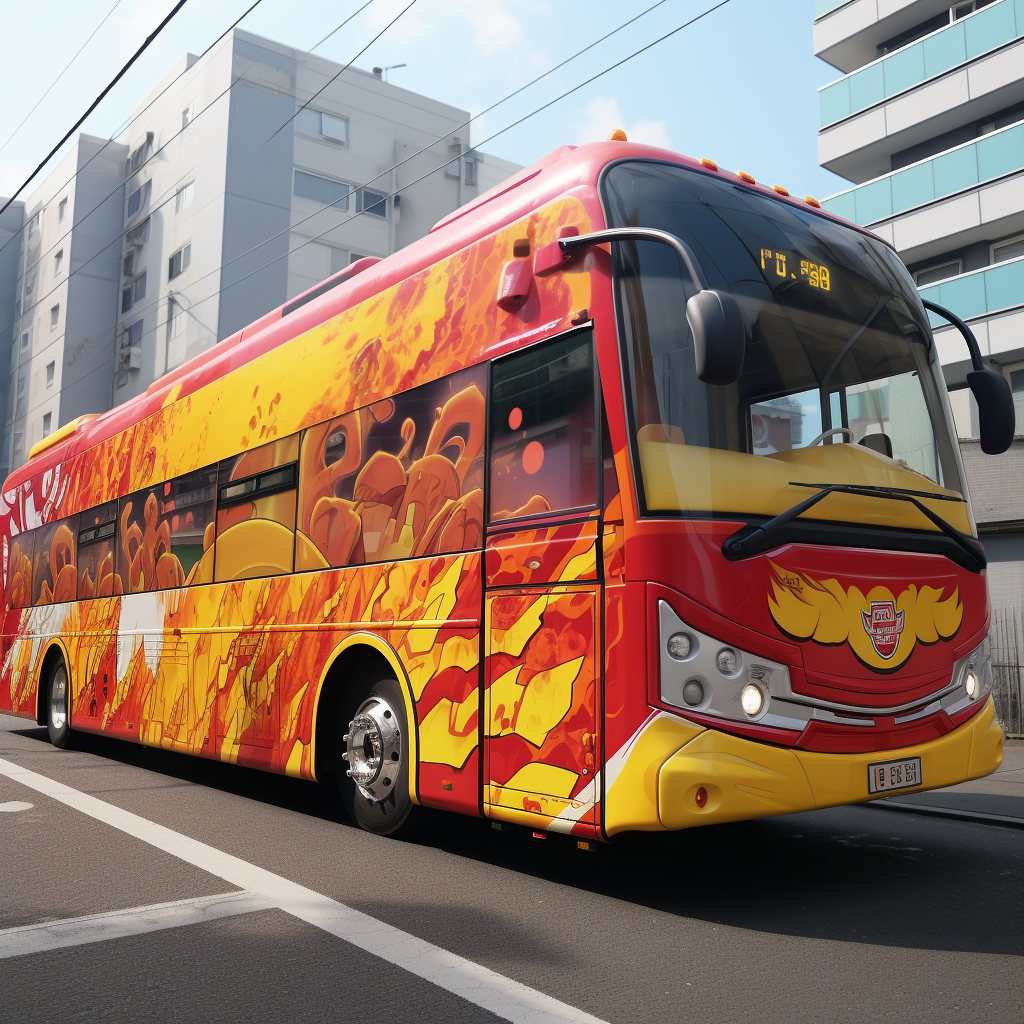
[849,63,885,112]
[965,0,1017,59]
[922,23,967,78]
[891,162,935,215]
[854,179,893,223]
[884,43,925,97]
[976,123,1024,179]
[821,191,856,221]
[819,80,850,128]
[814,0,850,15]
[932,145,980,196]
[980,258,1024,311]
[929,273,988,321]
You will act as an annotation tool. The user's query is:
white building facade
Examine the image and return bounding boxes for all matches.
[814,0,1024,637]
[0,28,519,471]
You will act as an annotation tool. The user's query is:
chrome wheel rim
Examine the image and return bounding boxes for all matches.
[343,696,401,803]
[50,668,67,732]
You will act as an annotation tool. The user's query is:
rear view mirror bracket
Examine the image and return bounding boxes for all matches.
[558,227,747,386]
[922,299,1015,455]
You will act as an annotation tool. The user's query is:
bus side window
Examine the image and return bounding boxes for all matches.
[215,435,299,581]
[489,330,597,523]
[7,530,36,609]
[78,502,120,599]
[118,467,217,592]
[32,515,79,604]
[296,365,486,570]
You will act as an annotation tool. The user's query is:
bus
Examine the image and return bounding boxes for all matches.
[1,138,1014,839]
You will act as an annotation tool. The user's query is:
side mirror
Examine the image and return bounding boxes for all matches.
[968,367,1015,455]
[686,289,746,385]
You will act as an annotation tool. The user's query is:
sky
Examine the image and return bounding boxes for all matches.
[0,0,850,206]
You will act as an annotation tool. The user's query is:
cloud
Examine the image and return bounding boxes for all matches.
[574,96,670,149]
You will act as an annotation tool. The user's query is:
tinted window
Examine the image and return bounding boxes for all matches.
[6,531,35,609]
[297,365,486,569]
[32,516,78,604]
[78,502,120,599]
[489,332,597,522]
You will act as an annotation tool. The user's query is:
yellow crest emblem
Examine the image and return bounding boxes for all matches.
[767,560,963,671]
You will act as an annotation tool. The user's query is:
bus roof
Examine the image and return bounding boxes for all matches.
[4,139,880,493]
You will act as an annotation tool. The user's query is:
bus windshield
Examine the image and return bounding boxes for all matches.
[601,159,973,536]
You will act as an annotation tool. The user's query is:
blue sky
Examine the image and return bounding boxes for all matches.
[0,0,849,203]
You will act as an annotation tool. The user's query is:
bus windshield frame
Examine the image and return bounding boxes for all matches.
[599,158,974,540]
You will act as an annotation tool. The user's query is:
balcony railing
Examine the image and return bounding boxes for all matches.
[918,252,1024,325]
[819,0,1024,128]
[823,116,1024,224]
[815,0,852,17]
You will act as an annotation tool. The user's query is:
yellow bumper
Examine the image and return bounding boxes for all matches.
[604,698,1003,836]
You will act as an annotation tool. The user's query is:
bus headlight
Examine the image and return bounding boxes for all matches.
[667,632,695,660]
[965,670,980,700]
[943,639,993,715]
[740,683,765,717]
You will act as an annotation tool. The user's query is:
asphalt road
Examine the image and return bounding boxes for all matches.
[1,712,1022,1024]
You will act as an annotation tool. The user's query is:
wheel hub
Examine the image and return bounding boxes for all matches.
[50,671,67,732]
[343,696,401,803]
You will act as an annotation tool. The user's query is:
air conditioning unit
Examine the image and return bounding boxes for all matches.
[117,346,142,371]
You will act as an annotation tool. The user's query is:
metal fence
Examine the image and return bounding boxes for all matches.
[990,608,1024,738]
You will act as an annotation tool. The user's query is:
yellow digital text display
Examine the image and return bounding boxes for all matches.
[759,248,831,291]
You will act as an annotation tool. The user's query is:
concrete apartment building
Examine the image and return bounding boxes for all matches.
[0,198,25,477]
[111,27,519,404]
[814,0,1024,617]
[0,27,519,472]
[1,137,127,475]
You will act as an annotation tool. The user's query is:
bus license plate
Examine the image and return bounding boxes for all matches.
[867,757,922,794]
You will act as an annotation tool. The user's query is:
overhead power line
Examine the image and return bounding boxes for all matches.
[308,0,377,52]
[0,0,191,219]
[0,0,126,159]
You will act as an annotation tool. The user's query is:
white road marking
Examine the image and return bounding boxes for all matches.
[0,891,273,960]
[0,756,608,1024]
[0,800,33,812]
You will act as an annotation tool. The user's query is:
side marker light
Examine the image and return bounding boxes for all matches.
[695,787,708,808]
[804,196,821,208]
[737,170,755,183]
[700,158,718,171]
[772,184,789,196]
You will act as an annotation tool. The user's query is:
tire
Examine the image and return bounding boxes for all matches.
[336,674,421,837]
[45,658,72,748]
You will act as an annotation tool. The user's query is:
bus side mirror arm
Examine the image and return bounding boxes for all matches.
[558,228,746,385]
[922,299,1015,455]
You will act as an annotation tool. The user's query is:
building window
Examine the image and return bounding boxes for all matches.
[356,188,387,218]
[54,250,63,275]
[294,107,348,145]
[952,1,998,19]
[329,247,348,275]
[121,271,146,314]
[991,234,1024,264]
[445,142,461,179]
[45,361,54,386]
[350,252,365,265]
[127,180,151,218]
[127,133,153,175]
[16,376,25,417]
[42,412,51,437]
[123,251,135,279]
[125,217,150,247]
[175,181,195,213]
[914,260,961,286]
[58,198,67,221]
[50,304,59,329]
[167,299,187,369]
[20,331,28,351]
[13,432,23,464]
[464,156,476,186]
[293,169,350,208]
[168,244,191,281]
[181,104,195,129]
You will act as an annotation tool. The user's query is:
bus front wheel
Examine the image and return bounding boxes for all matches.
[45,658,72,748]
[336,674,420,837]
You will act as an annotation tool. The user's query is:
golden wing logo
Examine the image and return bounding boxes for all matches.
[767,560,963,671]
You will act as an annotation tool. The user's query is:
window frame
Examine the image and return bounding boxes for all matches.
[990,232,1024,264]
[913,259,962,286]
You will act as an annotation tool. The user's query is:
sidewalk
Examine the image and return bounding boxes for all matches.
[877,739,1024,824]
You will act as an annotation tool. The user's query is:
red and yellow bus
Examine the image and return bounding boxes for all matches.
[1,139,1013,839]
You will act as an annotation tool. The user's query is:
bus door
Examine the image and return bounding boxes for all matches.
[483,329,602,831]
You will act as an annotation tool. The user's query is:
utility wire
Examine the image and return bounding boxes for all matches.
[0,0,126,159]
[307,0,377,52]
[266,0,418,142]
[0,1,192,219]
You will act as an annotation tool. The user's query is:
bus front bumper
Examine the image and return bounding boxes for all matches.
[605,697,1003,835]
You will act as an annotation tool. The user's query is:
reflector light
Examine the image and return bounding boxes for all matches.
[700,158,718,171]
[804,196,821,208]
[737,171,755,183]
[695,787,708,808]
[772,185,789,196]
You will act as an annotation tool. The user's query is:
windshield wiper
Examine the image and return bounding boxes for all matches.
[722,481,984,572]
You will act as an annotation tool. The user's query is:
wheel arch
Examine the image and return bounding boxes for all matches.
[309,632,419,804]
[36,639,71,726]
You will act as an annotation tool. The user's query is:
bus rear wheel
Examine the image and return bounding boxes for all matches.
[45,658,72,748]
[336,674,420,837]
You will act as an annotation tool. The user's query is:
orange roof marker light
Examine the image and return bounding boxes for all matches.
[700,158,718,171]
[607,129,628,141]
[772,185,789,196]
[805,196,822,208]
[736,170,755,183]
